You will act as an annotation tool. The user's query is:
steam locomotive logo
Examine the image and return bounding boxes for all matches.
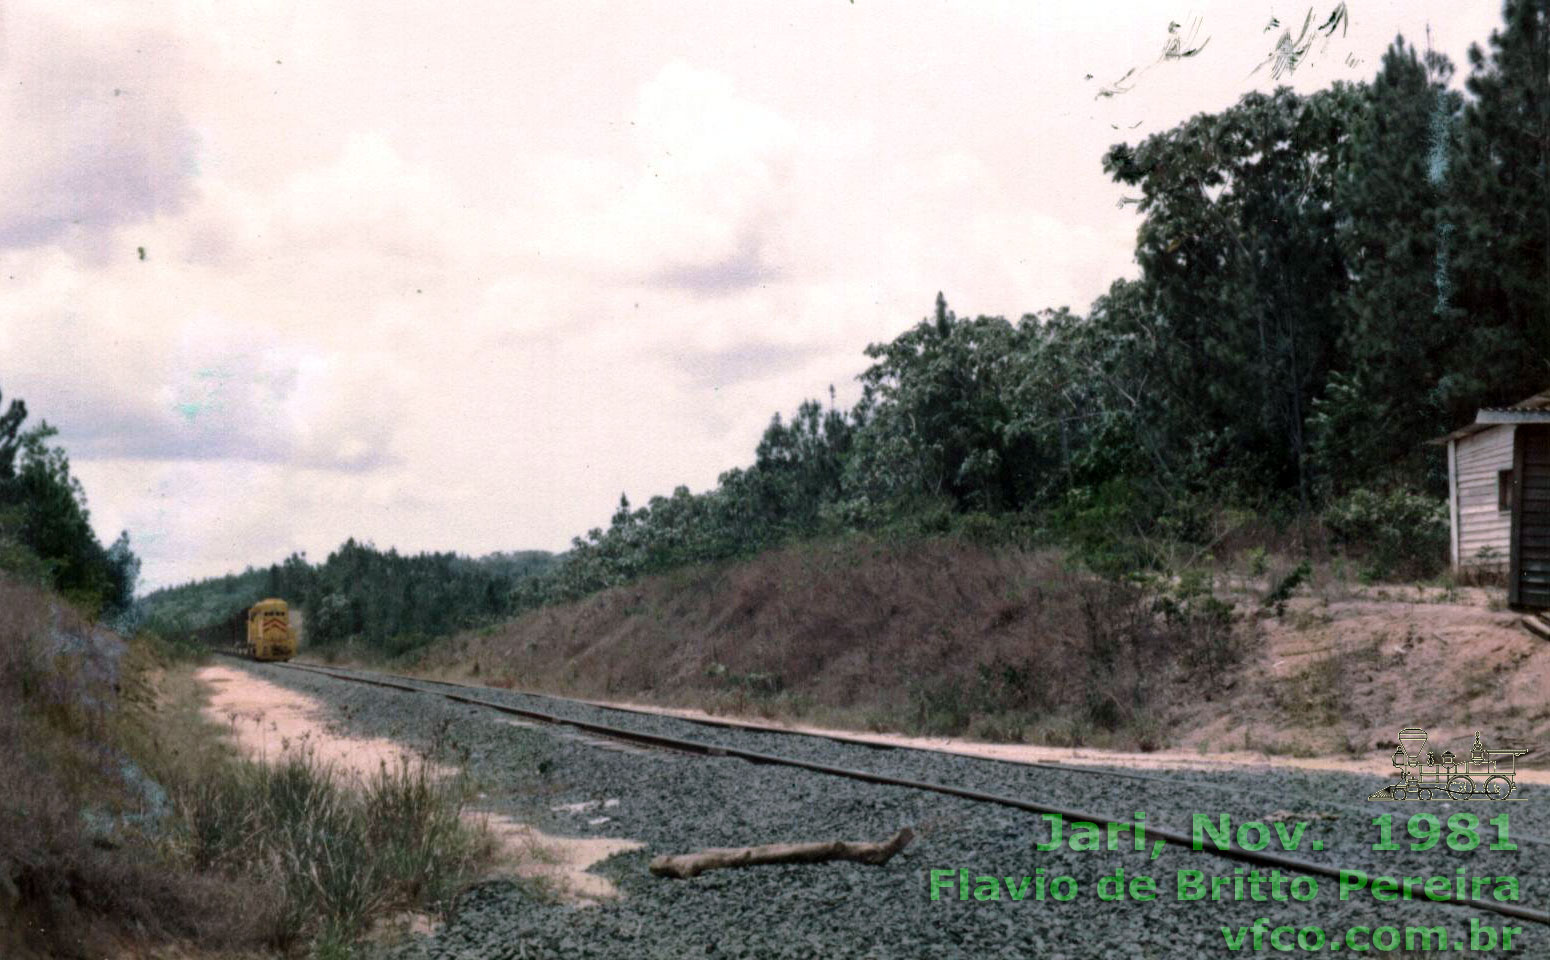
[1367,728,1530,802]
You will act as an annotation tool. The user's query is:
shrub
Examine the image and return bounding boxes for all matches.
[1262,560,1312,617]
[1146,570,1242,684]
[907,676,974,736]
[1323,488,1448,580]
[172,745,489,951]
[1050,479,1154,578]
[902,654,1050,739]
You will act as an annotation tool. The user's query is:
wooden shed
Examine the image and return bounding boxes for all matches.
[1434,390,1550,608]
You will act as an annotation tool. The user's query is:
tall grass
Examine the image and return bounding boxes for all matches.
[1,575,497,958]
[0,579,263,955]
[172,740,492,955]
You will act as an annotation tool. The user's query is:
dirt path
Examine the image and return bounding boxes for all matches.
[200,664,436,779]
[581,695,1550,785]
[196,665,642,904]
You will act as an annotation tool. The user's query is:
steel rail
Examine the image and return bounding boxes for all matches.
[291,660,1550,849]
[243,657,1550,928]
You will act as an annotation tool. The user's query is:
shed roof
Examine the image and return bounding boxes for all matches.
[1431,389,1550,444]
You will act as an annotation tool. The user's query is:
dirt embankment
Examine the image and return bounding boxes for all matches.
[421,538,1128,740]
[411,537,1550,764]
[1186,584,1550,762]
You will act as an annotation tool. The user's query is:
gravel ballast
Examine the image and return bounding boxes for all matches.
[238,662,1545,959]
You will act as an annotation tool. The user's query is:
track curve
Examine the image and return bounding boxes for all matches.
[234,655,1550,929]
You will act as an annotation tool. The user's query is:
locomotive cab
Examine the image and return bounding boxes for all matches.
[247,598,295,661]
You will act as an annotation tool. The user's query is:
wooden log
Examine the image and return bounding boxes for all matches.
[649,827,914,879]
[1523,614,1550,641]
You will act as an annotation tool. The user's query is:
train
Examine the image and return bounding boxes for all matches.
[185,598,297,661]
[245,598,296,661]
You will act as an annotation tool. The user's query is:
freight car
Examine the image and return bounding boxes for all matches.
[184,598,298,661]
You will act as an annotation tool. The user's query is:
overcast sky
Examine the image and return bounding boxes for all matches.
[0,1,1505,591]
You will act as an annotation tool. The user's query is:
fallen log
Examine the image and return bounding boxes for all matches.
[1522,614,1550,641]
[649,827,914,879]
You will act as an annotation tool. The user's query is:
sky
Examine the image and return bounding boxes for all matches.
[0,1,1507,592]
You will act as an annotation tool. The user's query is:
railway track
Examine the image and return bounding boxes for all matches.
[269,658,1550,841]
[301,661,1550,849]
[233,655,1550,929]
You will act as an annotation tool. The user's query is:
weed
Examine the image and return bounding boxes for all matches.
[1262,560,1312,617]
[1324,488,1448,581]
[170,739,490,951]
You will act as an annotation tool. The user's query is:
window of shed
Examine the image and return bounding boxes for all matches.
[1500,469,1514,511]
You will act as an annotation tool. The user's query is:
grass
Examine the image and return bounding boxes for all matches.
[1259,635,1388,755]
[147,663,498,957]
[0,575,500,959]
[401,536,1260,753]
[361,531,1495,762]
[0,579,260,958]
[171,746,492,956]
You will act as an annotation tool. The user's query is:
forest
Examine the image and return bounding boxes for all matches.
[0,387,140,619]
[136,544,554,654]
[514,11,1550,605]
[115,3,1550,650]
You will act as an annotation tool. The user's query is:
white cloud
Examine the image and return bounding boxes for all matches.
[0,6,199,256]
[0,0,1510,590]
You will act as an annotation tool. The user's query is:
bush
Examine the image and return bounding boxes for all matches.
[174,745,489,952]
[901,654,1049,739]
[1323,488,1448,580]
[1148,570,1240,680]
[1050,479,1154,578]
[1261,560,1312,617]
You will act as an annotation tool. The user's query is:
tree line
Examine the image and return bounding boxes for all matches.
[521,8,1550,601]
[142,3,1550,648]
[138,540,553,654]
[0,386,140,618]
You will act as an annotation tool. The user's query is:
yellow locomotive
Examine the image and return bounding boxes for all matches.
[246,598,296,661]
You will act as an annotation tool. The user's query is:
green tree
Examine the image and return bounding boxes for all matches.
[849,294,1035,512]
[1312,38,1463,494]
[104,530,142,614]
[750,395,852,531]
[0,387,24,481]
[1451,0,1550,405]
[1,423,137,615]
[1104,85,1362,510]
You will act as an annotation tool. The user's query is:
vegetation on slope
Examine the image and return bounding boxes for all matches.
[0,386,140,621]
[422,527,1535,757]
[419,533,1245,750]
[0,578,257,957]
[0,576,497,958]
[0,386,498,957]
